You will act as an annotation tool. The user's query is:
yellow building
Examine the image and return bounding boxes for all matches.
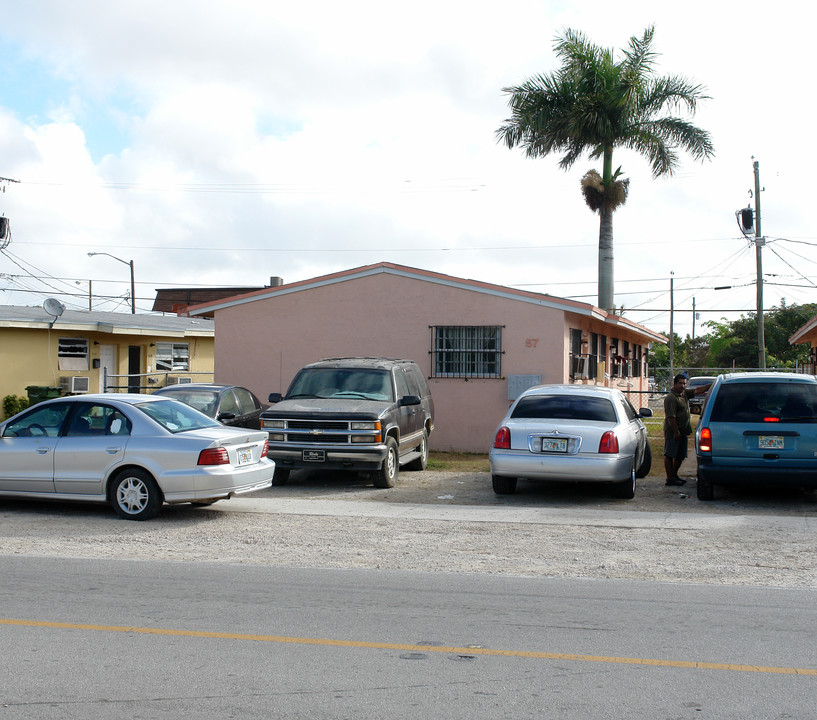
[0,305,215,419]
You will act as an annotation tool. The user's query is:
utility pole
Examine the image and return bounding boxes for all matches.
[692,297,696,339]
[669,273,674,381]
[753,160,766,369]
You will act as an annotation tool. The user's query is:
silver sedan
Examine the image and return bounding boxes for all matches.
[0,394,274,520]
[489,384,653,498]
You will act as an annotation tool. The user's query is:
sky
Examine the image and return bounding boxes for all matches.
[0,0,814,341]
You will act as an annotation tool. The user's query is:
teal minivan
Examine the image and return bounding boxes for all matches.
[695,372,817,500]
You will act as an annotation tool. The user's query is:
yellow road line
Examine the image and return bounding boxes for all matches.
[2,618,815,676]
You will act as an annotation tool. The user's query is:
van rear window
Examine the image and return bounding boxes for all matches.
[709,383,817,423]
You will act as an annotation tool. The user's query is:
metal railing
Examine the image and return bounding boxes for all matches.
[102,370,214,393]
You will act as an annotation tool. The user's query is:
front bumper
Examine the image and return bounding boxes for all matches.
[268,443,388,472]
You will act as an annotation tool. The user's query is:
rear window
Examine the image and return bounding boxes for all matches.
[709,382,817,423]
[135,399,221,433]
[512,395,617,422]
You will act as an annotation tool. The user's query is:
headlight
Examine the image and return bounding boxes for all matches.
[267,433,285,441]
[264,419,286,429]
[351,421,380,431]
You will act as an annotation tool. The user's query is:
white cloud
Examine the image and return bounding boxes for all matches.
[0,1,814,337]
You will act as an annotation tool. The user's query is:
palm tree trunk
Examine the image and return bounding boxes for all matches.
[598,205,614,312]
[598,146,615,312]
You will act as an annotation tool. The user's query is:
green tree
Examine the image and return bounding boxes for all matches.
[702,302,817,368]
[497,26,714,311]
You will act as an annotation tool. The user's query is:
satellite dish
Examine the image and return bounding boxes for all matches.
[43,298,65,318]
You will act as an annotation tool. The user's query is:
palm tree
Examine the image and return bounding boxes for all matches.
[497,26,714,312]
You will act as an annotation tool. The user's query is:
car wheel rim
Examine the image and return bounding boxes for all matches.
[117,477,148,514]
[388,447,397,478]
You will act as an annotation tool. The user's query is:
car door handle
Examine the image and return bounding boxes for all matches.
[106,447,123,454]
[36,447,50,454]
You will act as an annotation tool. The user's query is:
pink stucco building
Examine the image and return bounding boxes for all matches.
[187,262,666,452]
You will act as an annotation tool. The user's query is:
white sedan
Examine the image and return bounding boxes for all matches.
[490,384,653,499]
[0,393,274,520]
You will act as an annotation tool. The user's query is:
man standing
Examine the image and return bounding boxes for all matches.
[663,374,711,486]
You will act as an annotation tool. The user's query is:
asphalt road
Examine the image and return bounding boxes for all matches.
[2,557,816,719]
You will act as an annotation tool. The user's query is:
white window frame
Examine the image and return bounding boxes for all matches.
[155,342,190,372]
[58,337,89,371]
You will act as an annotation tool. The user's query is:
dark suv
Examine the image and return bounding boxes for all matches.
[261,358,434,488]
[695,372,817,500]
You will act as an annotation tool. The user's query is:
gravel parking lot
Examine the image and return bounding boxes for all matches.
[2,455,816,589]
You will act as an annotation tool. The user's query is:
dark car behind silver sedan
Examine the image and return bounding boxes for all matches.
[153,383,266,429]
[490,384,653,499]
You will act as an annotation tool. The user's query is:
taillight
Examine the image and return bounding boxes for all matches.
[198,447,230,465]
[698,427,712,453]
[261,441,268,458]
[493,427,511,449]
[598,431,619,454]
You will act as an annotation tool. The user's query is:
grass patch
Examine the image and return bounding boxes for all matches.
[428,451,490,472]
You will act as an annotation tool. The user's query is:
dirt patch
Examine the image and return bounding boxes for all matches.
[267,454,817,517]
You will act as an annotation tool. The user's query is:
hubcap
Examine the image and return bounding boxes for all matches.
[117,478,148,514]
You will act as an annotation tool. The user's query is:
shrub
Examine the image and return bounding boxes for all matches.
[2,394,30,420]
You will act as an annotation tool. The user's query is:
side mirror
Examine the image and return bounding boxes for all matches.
[638,408,653,418]
[217,412,236,421]
[268,392,283,403]
[399,395,421,407]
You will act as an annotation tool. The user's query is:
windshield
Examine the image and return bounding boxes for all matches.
[135,399,222,433]
[287,368,394,401]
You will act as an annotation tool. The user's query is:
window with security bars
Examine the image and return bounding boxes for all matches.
[155,342,190,372]
[431,326,502,378]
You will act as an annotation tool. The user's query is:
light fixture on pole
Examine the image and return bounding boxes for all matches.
[75,280,92,311]
[735,159,766,369]
[87,252,135,313]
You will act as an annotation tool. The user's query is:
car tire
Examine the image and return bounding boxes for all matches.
[405,430,429,471]
[271,468,290,486]
[111,469,162,521]
[372,437,399,488]
[635,443,652,479]
[697,475,714,501]
[492,474,518,495]
[612,465,636,499]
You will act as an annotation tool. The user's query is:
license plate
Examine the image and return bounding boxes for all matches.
[758,436,784,450]
[303,449,326,462]
[237,446,254,465]
[541,438,568,453]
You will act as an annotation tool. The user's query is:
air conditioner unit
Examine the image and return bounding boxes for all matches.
[60,376,89,393]
[167,376,193,385]
[71,376,89,394]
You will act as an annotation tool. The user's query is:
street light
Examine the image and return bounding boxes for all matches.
[75,279,92,311]
[88,252,135,313]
